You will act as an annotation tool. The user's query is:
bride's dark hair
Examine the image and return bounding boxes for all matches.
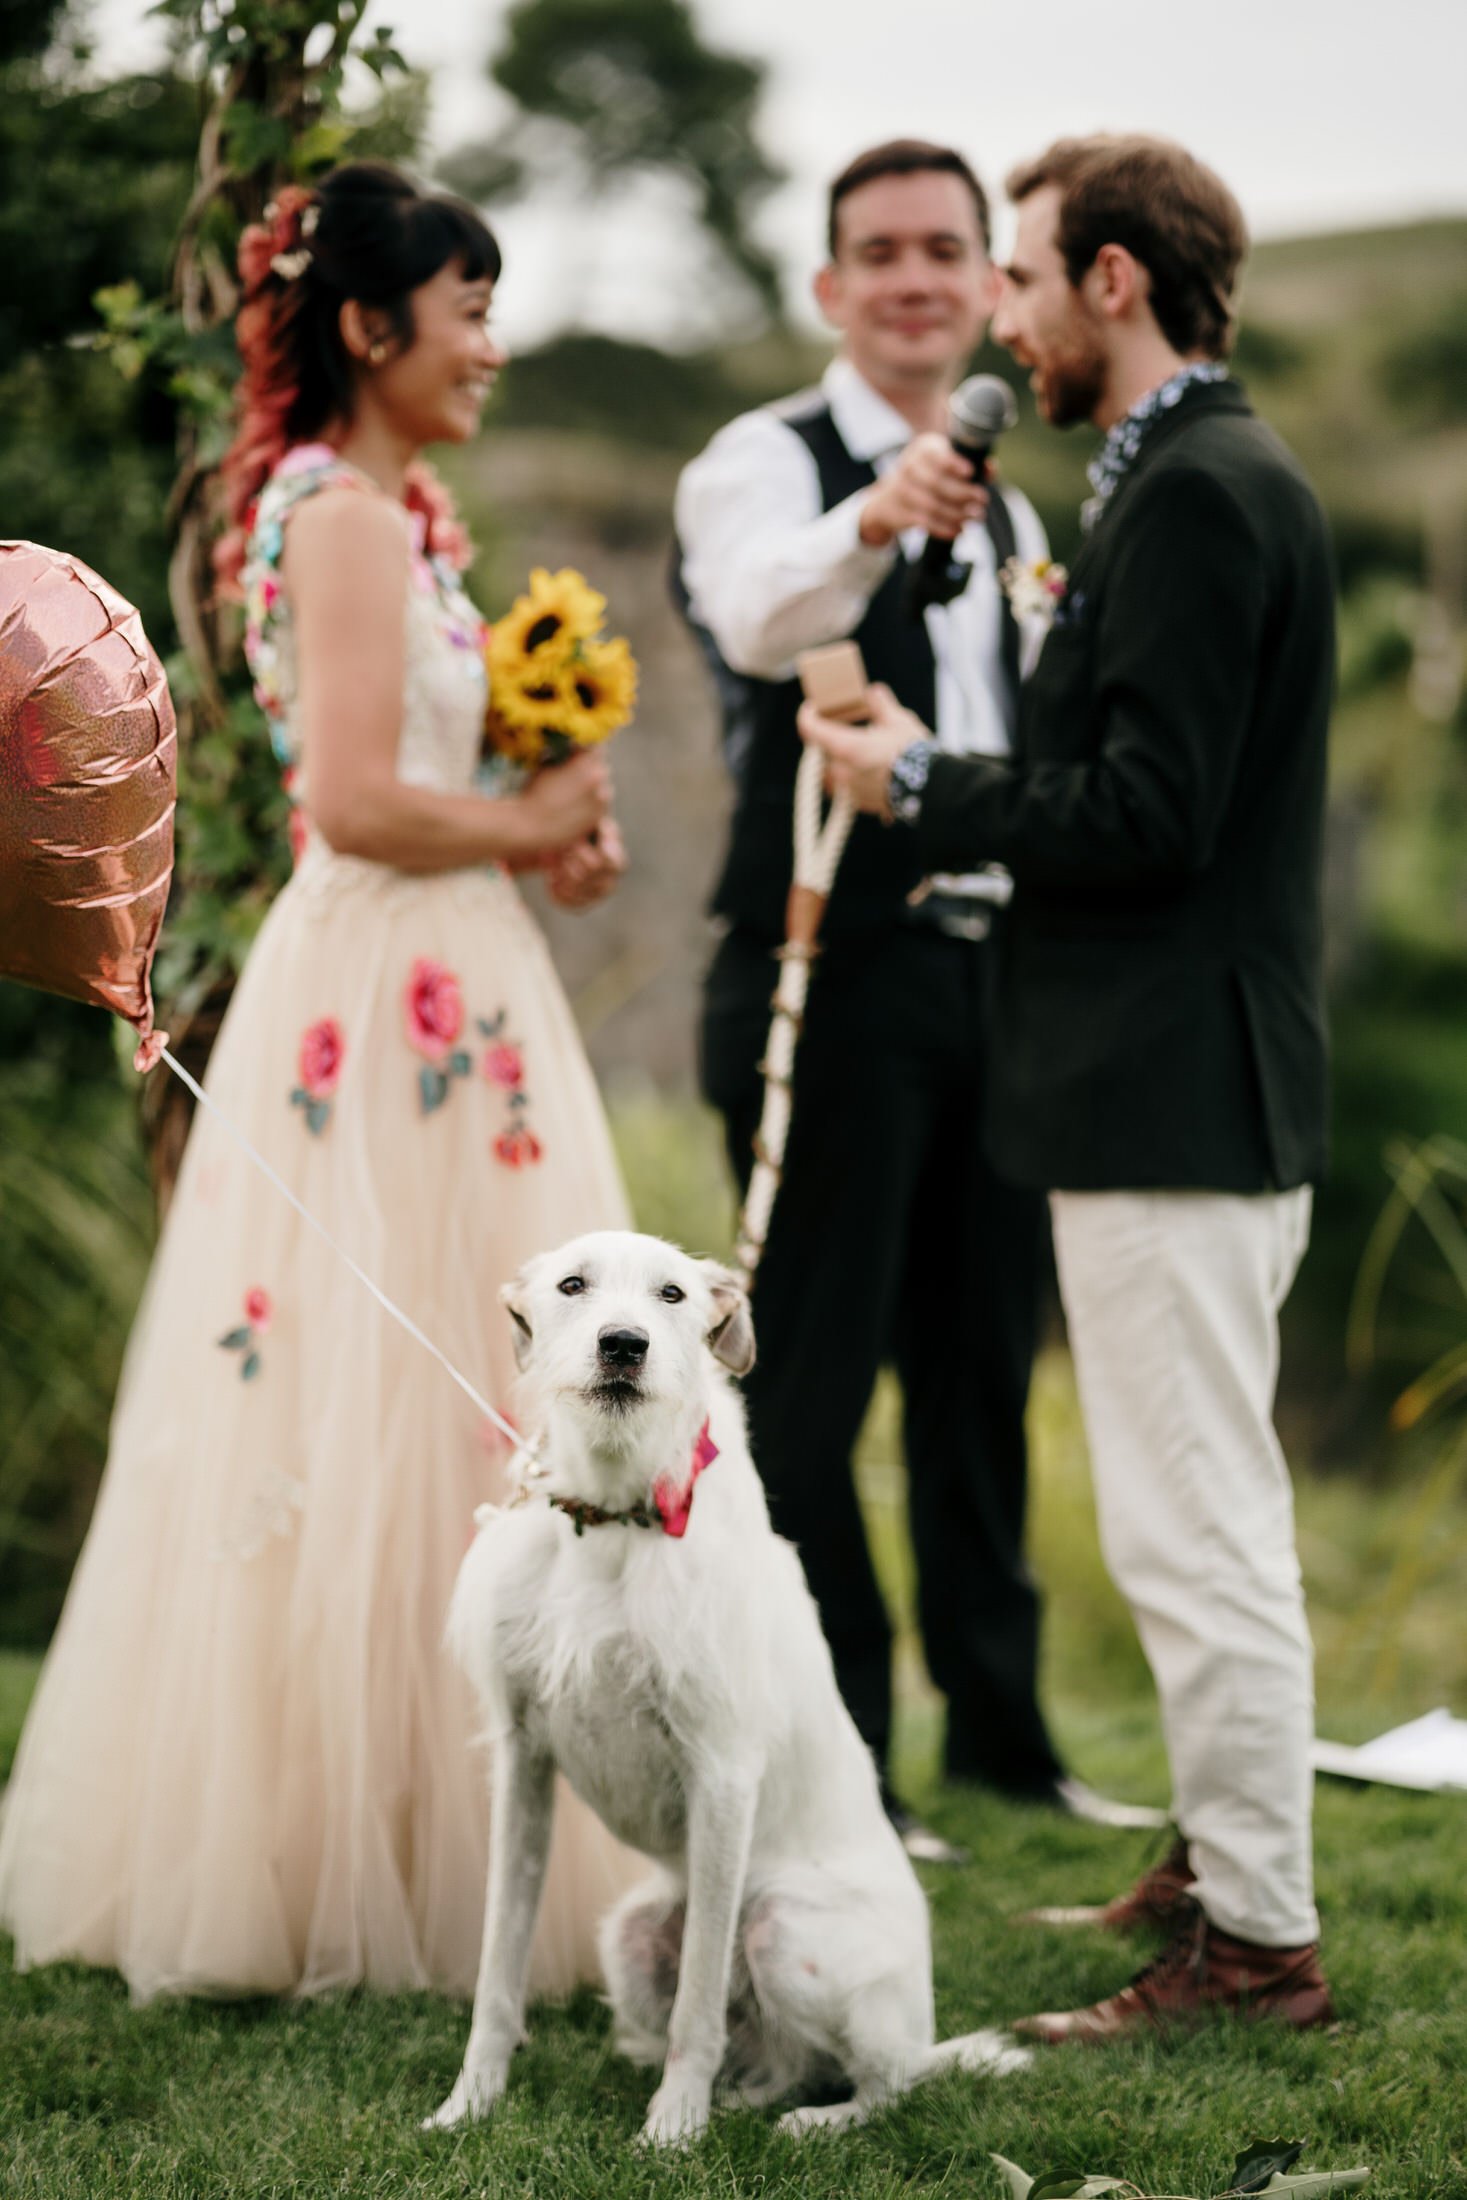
[216,161,502,590]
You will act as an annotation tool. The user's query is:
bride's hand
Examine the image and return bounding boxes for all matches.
[514,751,611,855]
[544,818,627,911]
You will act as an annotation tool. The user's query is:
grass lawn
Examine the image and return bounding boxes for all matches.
[3,1342,1464,2200]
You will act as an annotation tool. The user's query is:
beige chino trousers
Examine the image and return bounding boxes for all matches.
[1050,1185,1319,1949]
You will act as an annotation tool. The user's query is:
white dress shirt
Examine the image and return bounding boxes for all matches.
[675,356,1049,901]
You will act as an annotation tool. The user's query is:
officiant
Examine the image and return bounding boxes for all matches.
[674,138,1143,1858]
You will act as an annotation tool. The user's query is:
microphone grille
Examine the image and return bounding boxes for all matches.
[949,374,1019,442]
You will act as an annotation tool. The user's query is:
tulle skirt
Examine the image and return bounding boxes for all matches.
[0,850,642,2003]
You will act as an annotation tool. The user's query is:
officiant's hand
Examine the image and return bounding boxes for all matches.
[544,816,627,910]
[798,682,929,818]
[858,433,989,549]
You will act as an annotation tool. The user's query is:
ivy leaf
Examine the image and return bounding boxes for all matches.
[419,1066,449,1115]
[478,1013,505,1038]
[218,1326,251,1350]
[1230,2144,1305,2194]
[305,1101,329,1136]
[241,1351,261,1381]
[449,1051,472,1077]
[359,41,408,79]
[293,119,353,170]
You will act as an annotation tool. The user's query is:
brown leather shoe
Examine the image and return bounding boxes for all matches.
[1013,1901,1336,2043]
[1016,1834,1196,1932]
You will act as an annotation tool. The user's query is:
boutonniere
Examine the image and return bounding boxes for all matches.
[998,555,1070,629]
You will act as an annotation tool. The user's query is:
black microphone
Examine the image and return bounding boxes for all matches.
[904,373,1020,618]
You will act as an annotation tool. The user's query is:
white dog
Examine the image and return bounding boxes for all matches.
[426,1230,1029,2146]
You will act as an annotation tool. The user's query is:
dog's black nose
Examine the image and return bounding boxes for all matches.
[597,1326,649,1368]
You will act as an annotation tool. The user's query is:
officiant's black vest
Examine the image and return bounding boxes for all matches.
[673,398,963,942]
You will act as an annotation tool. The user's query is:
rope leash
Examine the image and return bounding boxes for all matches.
[148,1043,531,1462]
[733,742,855,1283]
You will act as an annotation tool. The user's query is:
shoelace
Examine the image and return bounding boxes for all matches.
[1127,1899,1207,1998]
[1130,1833,1193,1915]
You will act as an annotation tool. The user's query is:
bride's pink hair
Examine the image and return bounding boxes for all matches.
[214,163,499,592]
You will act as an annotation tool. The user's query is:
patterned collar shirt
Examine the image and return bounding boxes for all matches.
[1080,359,1230,533]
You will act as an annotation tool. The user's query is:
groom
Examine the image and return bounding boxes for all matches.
[799,133,1337,2038]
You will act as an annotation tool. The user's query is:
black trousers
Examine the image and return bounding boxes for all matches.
[700,919,1063,1792]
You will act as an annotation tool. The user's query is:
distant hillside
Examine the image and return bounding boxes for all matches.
[484,215,1467,580]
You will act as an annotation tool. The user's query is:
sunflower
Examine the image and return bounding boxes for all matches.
[491,655,577,757]
[492,567,606,669]
[560,635,638,747]
[483,702,546,768]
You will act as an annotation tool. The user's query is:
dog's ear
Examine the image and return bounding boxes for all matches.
[498,1272,534,1370]
[702,1262,755,1376]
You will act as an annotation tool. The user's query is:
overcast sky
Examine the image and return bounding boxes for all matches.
[92,0,1467,347]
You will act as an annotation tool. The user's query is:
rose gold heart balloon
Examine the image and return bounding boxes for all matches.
[0,540,176,1038]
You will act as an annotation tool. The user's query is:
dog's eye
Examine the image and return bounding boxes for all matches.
[657,1284,686,1304]
[557,1275,586,1297]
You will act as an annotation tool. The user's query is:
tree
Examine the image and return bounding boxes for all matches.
[87,1,422,1198]
[445,0,787,334]
[0,2,197,643]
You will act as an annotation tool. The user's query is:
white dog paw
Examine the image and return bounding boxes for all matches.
[420,2068,506,2132]
[950,2028,1034,2078]
[637,2079,711,2150]
[777,2098,864,2138]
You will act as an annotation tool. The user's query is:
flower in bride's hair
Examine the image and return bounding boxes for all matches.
[561,635,638,747]
[494,567,606,668]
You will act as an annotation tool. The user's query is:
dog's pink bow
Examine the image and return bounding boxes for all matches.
[652,1419,718,1538]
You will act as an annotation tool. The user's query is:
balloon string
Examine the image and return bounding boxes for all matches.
[154,1045,529,1460]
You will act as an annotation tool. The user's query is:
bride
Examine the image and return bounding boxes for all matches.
[0,161,641,2003]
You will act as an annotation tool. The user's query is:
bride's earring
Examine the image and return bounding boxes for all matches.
[368,341,388,366]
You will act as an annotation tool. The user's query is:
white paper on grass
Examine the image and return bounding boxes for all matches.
[1312,1707,1467,1793]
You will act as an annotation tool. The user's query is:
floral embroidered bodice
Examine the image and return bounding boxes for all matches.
[242,443,497,812]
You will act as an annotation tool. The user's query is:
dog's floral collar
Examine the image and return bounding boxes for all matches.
[545,1420,718,1539]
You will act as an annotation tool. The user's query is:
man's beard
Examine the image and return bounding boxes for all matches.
[1034,318,1107,428]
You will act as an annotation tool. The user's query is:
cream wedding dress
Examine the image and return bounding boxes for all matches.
[0,447,640,2003]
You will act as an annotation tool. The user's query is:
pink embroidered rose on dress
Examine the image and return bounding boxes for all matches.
[218,1286,272,1380]
[406,958,465,1060]
[478,1011,545,1165]
[291,1015,344,1134]
[482,1041,525,1088]
[494,1125,544,1169]
[299,1017,344,1097]
[409,958,473,1113]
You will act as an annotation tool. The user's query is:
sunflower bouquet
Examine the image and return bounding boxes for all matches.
[484,567,638,769]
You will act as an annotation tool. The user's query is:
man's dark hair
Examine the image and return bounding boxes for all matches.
[827,138,991,259]
[1006,134,1247,358]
